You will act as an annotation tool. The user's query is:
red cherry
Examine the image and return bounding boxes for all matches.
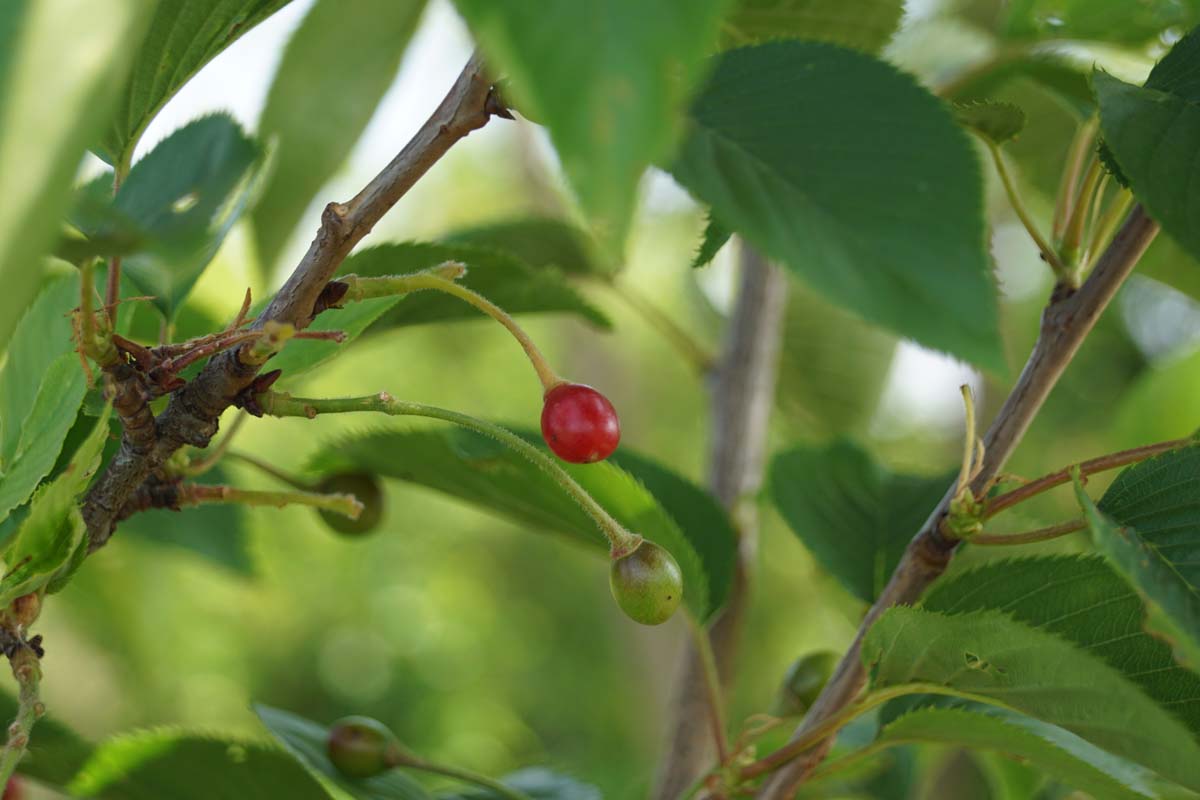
[541,383,620,463]
[3,776,23,800]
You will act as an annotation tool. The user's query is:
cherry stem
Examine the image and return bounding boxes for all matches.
[179,483,362,520]
[969,518,1087,546]
[607,281,715,373]
[687,616,729,764]
[256,390,642,556]
[340,264,563,392]
[222,451,314,491]
[1084,190,1134,273]
[983,437,1193,519]
[1060,155,1103,270]
[1053,116,1099,243]
[986,141,1064,278]
[398,758,533,800]
[78,260,118,366]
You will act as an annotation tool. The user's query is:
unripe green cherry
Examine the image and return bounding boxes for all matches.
[317,473,384,536]
[609,540,683,626]
[770,651,837,717]
[326,716,404,778]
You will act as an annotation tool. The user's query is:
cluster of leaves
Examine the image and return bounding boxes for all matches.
[6,0,1200,797]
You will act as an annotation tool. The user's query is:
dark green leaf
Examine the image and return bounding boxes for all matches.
[1004,0,1198,45]
[864,606,1200,791]
[720,0,904,52]
[670,41,1002,370]
[0,0,145,348]
[453,0,729,255]
[1081,446,1200,670]
[0,275,88,522]
[437,768,601,800]
[926,554,1200,739]
[0,407,110,605]
[69,727,330,800]
[340,242,610,330]
[876,706,1157,800]
[255,704,432,800]
[1095,29,1200,261]
[692,214,731,268]
[118,466,254,576]
[955,101,1027,145]
[769,441,951,602]
[607,448,738,616]
[252,0,427,272]
[74,114,265,318]
[306,426,719,619]
[442,218,611,278]
[99,0,293,167]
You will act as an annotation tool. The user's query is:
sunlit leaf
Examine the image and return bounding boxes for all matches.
[99,0,293,168]
[253,0,427,272]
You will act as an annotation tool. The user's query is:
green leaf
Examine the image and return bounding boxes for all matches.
[875,706,1158,800]
[99,0,293,168]
[306,426,721,620]
[769,441,952,602]
[1004,0,1198,45]
[0,406,110,604]
[944,56,1095,119]
[118,466,254,576]
[0,687,93,789]
[720,0,904,52]
[0,0,145,349]
[670,41,1002,370]
[1079,446,1200,671]
[341,242,610,330]
[453,0,730,255]
[0,275,89,522]
[1095,29,1200,261]
[74,114,265,319]
[691,214,731,268]
[69,727,331,800]
[955,101,1027,145]
[776,285,895,437]
[863,606,1200,791]
[255,704,432,800]
[442,218,611,279]
[437,768,601,800]
[925,554,1200,739]
[607,448,738,615]
[252,0,427,272]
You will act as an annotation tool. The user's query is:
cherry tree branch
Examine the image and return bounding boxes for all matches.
[757,204,1160,798]
[654,244,788,798]
[81,53,503,551]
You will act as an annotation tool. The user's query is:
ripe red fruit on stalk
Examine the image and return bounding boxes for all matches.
[540,383,620,463]
[3,776,23,800]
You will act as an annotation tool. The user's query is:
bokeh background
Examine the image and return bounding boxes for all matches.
[32,0,1200,797]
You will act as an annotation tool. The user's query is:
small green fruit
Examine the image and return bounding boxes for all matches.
[609,540,683,625]
[770,652,837,717]
[317,473,384,536]
[326,716,402,778]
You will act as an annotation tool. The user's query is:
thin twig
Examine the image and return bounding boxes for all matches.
[983,436,1191,518]
[969,518,1087,546]
[757,205,1160,798]
[0,646,42,787]
[654,245,787,798]
[82,53,505,552]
